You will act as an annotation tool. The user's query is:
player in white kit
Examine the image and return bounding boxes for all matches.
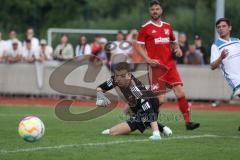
[210,18,240,99]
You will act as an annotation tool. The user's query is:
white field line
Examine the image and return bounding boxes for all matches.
[0,134,239,155]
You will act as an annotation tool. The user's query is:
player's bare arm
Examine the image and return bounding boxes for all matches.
[210,49,229,70]
[136,43,160,66]
[96,87,104,92]
[171,42,183,57]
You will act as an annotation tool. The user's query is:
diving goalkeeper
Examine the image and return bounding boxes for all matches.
[96,62,172,140]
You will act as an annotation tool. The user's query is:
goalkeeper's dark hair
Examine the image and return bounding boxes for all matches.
[216,18,231,27]
[115,62,131,72]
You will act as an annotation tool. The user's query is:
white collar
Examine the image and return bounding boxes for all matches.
[150,20,163,27]
[219,37,231,42]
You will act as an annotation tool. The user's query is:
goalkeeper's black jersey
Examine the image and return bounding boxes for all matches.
[98,75,158,113]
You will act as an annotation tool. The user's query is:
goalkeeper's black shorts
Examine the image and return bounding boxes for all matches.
[126,98,159,133]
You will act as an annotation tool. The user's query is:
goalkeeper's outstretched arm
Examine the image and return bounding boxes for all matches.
[97,78,115,92]
[96,78,115,107]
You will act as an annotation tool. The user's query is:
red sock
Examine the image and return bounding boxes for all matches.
[178,96,190,125]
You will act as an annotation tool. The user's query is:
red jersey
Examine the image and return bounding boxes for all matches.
[137,21,182,90]
[137,21,176,66]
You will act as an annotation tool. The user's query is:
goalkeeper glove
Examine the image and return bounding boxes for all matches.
[96,91,111,107]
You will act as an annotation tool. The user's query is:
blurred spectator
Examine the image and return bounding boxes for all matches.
[184,44,204,65]
[91,34,102,56]
[22,39,40,63]
[128,30,144,63]
[194,34,208,64]
[110,31,132,64]
[54,34,74,60]
[0,32,6,62]
[39,39,53,61]
[75,36,92,58]
[176,32,189,64]
[5,38,23,63]
[5,30,22,51]
[126,29,137,42]
[96,37,108,63]
[23,27,39,51]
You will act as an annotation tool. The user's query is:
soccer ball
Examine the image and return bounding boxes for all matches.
[18,116,45,142]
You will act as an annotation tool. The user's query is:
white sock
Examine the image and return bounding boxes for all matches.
[153,130,160,136]
[102,129,110,135]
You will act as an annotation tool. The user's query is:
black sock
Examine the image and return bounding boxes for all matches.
[157,122,165,132]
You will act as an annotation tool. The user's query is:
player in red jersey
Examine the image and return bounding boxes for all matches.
[136,0,200,130]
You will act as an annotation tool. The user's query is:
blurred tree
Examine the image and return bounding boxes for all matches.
[0,0,239,55]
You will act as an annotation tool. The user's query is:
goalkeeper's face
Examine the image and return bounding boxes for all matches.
[114,70,131,88]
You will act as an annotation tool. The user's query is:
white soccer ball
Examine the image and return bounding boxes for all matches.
[18,116,45,142]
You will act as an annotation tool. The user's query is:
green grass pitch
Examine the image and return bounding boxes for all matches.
[0,105,240,160]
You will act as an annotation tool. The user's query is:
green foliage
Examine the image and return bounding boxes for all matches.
[225,0,240,36]
[0,0,239,51]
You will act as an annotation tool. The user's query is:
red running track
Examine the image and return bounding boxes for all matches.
[0,97,240,112]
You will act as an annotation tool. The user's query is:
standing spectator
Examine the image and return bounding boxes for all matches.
[96,37,108,63]
[91,34,102,56]
[54,34,74,60]
[22,39,40,63]
[23,27,39,51]
[126,29,137,42]
[176,32,189,64]
[184,44,204,65]
[194,34,208,64]
[39,39,53,61]
[0,32,6,62]
[110,31,132,64]
[75,36,92,58]
[5,30,22,51]
[6,39,23,63]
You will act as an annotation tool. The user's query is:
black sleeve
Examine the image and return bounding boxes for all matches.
[98,76,115,92]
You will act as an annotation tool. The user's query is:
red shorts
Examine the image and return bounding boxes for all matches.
[148,64,183,94]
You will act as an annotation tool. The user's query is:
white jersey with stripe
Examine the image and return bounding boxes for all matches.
[211,37,240,89]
